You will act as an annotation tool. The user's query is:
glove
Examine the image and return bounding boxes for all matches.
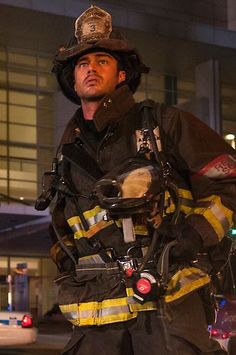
[170,224,203,262]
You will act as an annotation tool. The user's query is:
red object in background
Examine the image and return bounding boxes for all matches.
[21,314,33,328]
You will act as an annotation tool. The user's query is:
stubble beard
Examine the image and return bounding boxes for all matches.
[82,93,106,102]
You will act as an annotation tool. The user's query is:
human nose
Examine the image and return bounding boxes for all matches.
[87,60,97,73]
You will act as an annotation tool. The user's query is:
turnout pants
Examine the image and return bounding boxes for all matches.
[62,292,227,355]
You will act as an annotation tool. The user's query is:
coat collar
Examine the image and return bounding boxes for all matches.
[93,85,135,132]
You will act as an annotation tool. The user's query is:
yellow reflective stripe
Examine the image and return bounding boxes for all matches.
[83,205,105,220]
[68,206,105,227]
[73,219,114,239]
[133,225,148,235]
[59,268,211,325]
[165,188,194,215]
[165,267,210,303]
[165,190,176,214]
[178,189,193,200]
[178,188,194,214]
[60,298,137,326]
[59,293,158,326]
[187,195,233,240]
[115,220,148,236]
[126,288,158,312]
[69,312,136,326]
[67,205,114,240]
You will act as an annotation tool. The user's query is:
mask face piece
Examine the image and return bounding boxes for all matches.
[119,166,153,199]
[94,157,163,217]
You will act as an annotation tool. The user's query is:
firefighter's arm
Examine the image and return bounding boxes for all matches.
[165,108,236,247]
[49,201,78,272]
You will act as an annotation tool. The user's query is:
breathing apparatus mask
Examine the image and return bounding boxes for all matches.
[95,157,165,219]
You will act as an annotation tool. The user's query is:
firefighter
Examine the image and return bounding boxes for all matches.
[36,5,236,355]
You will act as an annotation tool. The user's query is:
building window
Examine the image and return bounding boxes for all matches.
[135,73,195,107]
[222,85,236,145]
[0,48,56,203]
[165,75,177,106]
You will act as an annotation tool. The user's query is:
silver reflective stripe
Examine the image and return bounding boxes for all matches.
[210,202,230,232]
[97,305,130,318]
[78,254,105,265]
[86,209,107,225]
[127,296,137,304]
[75,266,119,272]
[63,311,78,320]
[64,305,131,321]
[70,209,109,237]
[71,222,83,233]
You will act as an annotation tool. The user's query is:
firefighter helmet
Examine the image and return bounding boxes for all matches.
[52,5,149,104]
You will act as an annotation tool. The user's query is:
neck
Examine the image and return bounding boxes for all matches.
[81,100,102,120]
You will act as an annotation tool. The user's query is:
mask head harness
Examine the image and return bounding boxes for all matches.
[52,5,149,105]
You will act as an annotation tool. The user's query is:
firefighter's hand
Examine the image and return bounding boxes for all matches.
[170,224,203,262]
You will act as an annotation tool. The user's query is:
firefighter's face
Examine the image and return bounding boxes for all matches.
[74,52,126,102]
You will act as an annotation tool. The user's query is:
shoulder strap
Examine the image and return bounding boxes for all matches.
[61,141,103,180]
[138,100,181,225]
[137,100,169,172]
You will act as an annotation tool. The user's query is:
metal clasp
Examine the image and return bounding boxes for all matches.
[117,255,138,277]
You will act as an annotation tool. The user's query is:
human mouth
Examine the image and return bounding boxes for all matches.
[84,75,100,85]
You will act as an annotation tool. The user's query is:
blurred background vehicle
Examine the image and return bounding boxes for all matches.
[209,296,236,354]
[0,310,37,346]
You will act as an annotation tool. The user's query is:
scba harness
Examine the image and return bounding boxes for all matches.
[36,99,179,294]
[35,100,224,326]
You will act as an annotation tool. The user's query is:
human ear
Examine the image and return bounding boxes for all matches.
[118,70,126,83]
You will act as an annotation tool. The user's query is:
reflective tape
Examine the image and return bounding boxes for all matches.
[114,220,148,236]
[78,254,105,265]
[59,295,157,326]
[165,188,194,215]
[187,195,233,240]
[59,266,210,326]
[165,267,210,303]
[67,189,196,240]
[192,154,236,180]
[67,205,114,239]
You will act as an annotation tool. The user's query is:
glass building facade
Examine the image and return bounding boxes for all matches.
[0,47,55,203]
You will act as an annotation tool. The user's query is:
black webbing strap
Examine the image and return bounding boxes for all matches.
[62,141,103,180]
[52,214,77,265]
[156,240,177,284]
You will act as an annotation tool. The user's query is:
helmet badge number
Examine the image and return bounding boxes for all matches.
[75,5,112,44]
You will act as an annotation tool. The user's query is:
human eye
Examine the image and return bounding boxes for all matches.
[77,61,88,68]
[99,58,108,65]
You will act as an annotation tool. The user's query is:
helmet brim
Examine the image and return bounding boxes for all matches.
[52,36,149,104]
